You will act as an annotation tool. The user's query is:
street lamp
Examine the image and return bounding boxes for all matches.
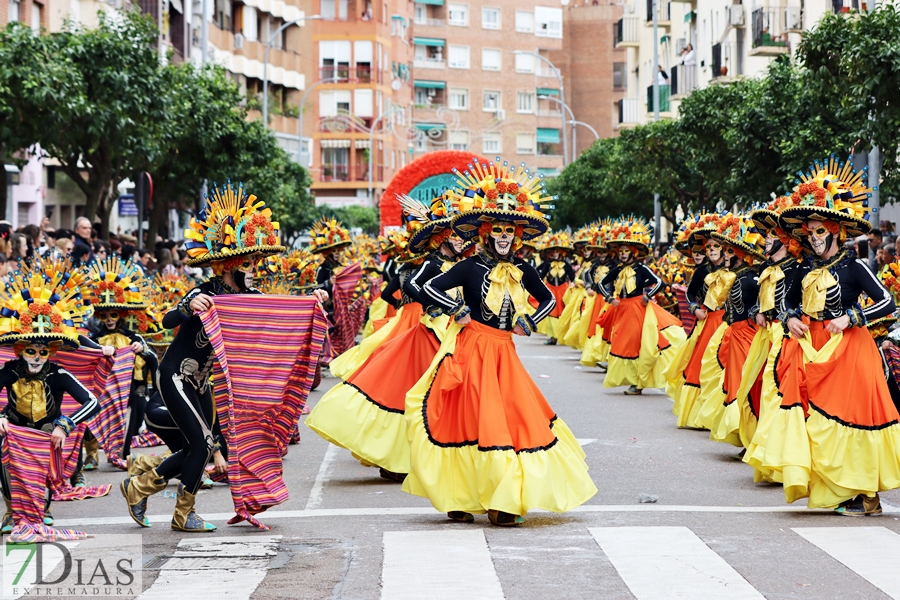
[568,120,599,157]
[262,14,321,127]
[512,51,569,167]
[538,94,576,158]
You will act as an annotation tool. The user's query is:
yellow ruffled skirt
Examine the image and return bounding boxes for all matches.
[403,320,598,515]
[740,323,783,482]
[565,294,597,351]
[361,297,390,340]
[580,303,612,366]
[557,287,587,348]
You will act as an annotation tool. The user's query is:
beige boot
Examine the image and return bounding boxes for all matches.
[171,484,216,532]
[127,454,164,477]
[83,436,100,470]
[119,468,167,527]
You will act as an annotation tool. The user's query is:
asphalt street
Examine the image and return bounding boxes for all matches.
[34,334,900,600]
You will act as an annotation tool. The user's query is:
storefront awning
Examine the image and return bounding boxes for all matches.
[414,80,446,89]
[536,87,559,96]
[414,122,446,131]
[413,37,445,47]
[536,128,560,143]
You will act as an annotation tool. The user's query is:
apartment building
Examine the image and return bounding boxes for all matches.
[410,0,566,178]
[613,0,845,127]
[306,0,414,208]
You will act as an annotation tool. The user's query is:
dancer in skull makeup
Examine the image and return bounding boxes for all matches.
[768,158,900,515]
[535,233,574,345]
[580,220,616,367]
[405,159,597,527]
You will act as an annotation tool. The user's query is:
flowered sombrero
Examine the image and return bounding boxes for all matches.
[542,231,573,254]
[606,217,653,258]
[0,257,92,349]
[83,256,149,311]
[710,213,766,261]
[398,192,460,254]
[309,218,352,255]
[144,271,192,348]
[779,156,874,239]
[447,158,554,242]
[184,181,284,267]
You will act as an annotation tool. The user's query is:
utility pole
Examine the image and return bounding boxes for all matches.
[652,0,661,246]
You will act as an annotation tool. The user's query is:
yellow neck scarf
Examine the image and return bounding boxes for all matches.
[703,269,736,310]
[801,266,837,317]
[485,262,530,317]
[99,332,146,381]
[757,264,785,314]
[549,261,567,279]
[614,265,637,297]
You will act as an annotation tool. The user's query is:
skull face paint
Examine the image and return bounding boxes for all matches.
[764,231,784,258]
[617,245,634,265]
[806,219,832,257]
[489,222,515,258]
[723,244,739,268]
[19,344,50,374]
[233,254,261,291]
[691,246,706,266]
[705,239,724,265]
[97,311,121,331]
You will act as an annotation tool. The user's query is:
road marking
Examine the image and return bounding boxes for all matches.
[381,530,504,600]
[2,541,79,599]
[793,526,900,599]
[138,536,280,600]
[305,443,339,510]
[590,526,763,599]
[577,438,597,446]
[55,503,835,528]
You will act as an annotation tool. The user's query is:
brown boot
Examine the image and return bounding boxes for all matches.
[127,454,164,477]
[120,468,167,527]
[171,484,216,532]
[83,436,100,470]
[2,494,12,534]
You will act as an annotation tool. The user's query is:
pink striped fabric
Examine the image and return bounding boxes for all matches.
[130,431,164,448]
[200,295,327,530]
[1,424,91,542]
[673,284,696,334]
[330,262,368,356]
[0,348,136,472]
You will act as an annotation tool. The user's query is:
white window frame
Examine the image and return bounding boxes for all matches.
[449,130,470,151]
[482,7,500,30]
[482,90,501,112]
[516,92,534,114]
[448,44,470,69]
[535,6,563,39]
[448,88,469,110]
[514,53,534,73]
[515,10,533,32]
[482,48,501,71]
[482,132,502,154]
[516,133,536,155]
[448,3,468,26]
[413,4,426,24]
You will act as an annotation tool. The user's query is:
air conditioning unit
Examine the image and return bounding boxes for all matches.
[495,109,506,121]
[785,6,802,31]
[729,5,745,27]
[234,33,244,49]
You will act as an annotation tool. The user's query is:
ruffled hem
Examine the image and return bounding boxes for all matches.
[604,302,685,389]
[361,297,390,339]
[557,288,587,347]
[762,405,812,504]
[307,381,410,473]
[538,316,559,339]
[693,323,728,432]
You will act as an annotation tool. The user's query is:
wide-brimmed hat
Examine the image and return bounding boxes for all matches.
[710,213,766,262]
[779,156,873,240]
[606,217,653,258]
[541,231,573,254]
[447,158,553,242]
[398,192,460,254]
[144,271,192,348]
[83,256,149,311]
[308,218,352,255]
[184,181,285,267]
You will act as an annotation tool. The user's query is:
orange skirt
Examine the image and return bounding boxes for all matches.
[598,302,618,345]
[424,321,558,451]
[347,322,441,412]
[546,282,568,319]
[585,294,607,338]
[683,309,725,387]
[607,296,680,360]
[721,320,763,412]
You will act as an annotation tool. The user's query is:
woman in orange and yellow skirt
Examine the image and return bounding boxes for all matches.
[764,158,900,515]
[535,233,575,344]
[404,159,597,527]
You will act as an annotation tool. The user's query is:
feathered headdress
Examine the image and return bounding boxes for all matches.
[83,256,149,310]
[308,218,352,255]
[0,257,92,349]
[184,181,284,267]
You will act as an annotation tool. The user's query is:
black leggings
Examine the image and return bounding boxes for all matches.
[123,352,159,459]
[154,369,215,494]
[143,391,184,452]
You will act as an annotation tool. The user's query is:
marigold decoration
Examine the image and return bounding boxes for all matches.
[183,181,284,267]
[447,157,555,242]
[397,192,460,253]
[710,213,766,263]
[0,257,92,348]
[83,256,149,311]
[285,249,319,290]
[606,216,653,258]
[779,155,874,241]
[879,262,900,307]
[541,231,573,254]
[308,218,352,255]
[749,197,806,258]
[145,272,192,347]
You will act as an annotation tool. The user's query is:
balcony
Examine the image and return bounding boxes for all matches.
[617,98,640,126]
[321,164,350,182]
[646,84,671,114]
[536,109,563,118]
[414,17,446,26]
[751,8,790,56]
[645,0,671,27]
[354,165,384,182]
[318,114,375,134]
[318,66,383,84]
[615,16,641,47]
[413,57,446,69]
[670,64,698,97]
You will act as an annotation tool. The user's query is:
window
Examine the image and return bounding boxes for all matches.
[449,88,469,110]
[515,10,533,32]
[448,3,468,26]
[320,40,352,79]
[516,92,534,113]
[354,89,373,117]
[482,7,500,29]
[414,5,426,24]
[535,6,563,38]
[482,48,501,71]
[483,90,501,111]
[483,132,502,154]
[31,2,41,31]
[536,127,561,155]
[516,133,536,155]
[448,45,470,69]
[613,62,626,89]
[449,131,469,151]
[319,90,352,117]
[514,53,534,73]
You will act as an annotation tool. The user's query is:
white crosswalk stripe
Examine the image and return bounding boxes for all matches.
[137,536,280,600]
[793,526,900,599]
[381,529,505,600]
[589,526,764,600]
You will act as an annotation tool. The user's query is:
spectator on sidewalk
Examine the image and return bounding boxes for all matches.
[868,229,883,272]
